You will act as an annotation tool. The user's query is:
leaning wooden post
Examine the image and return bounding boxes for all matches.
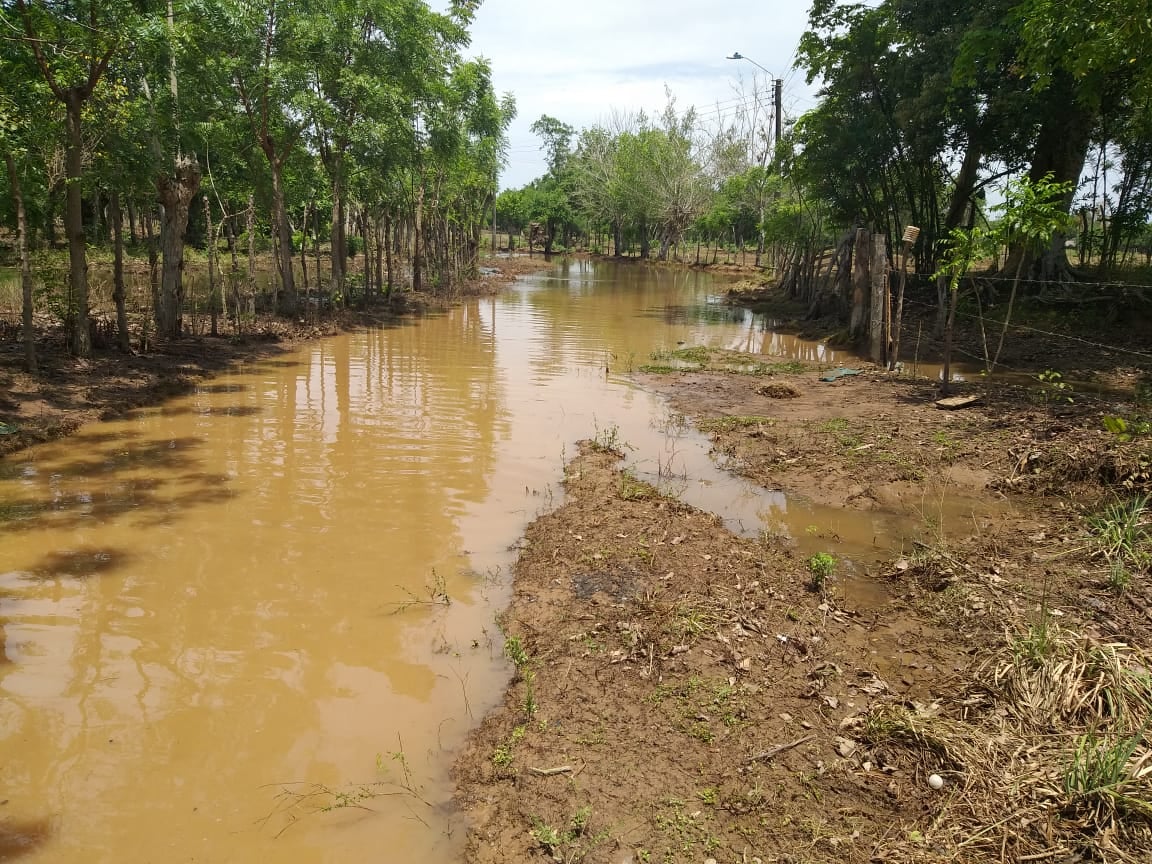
[869,234,888,365]
[849,227,870,341]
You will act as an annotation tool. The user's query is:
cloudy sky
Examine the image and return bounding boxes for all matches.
[440,0,820,189]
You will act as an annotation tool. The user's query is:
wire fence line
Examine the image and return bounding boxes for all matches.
[897,297,1152,364]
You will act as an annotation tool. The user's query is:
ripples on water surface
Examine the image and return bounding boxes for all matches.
[0,259,894,862]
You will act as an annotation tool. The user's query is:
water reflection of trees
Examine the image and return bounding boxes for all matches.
[0,299,507,858]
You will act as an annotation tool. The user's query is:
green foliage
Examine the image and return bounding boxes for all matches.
[1104,416,1152,442]
[1035,370,1074,407]
[1087,496,1151,593]
[504,635,530,669]
[807,552,837,591]
[1063,724,1152,819]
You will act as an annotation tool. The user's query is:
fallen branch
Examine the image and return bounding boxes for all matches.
[746,734,815,763]
[528,765,574,776]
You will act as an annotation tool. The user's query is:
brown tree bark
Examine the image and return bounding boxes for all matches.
[64,91,91,356]
[205,196,219,337]
[110,188,130,352]
[269,157,296,315]
[155,155,202,339]
[329,150,346,300]
[1002,74,1094,283]
[5,152,37,372]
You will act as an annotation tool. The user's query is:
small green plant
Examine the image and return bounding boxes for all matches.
[530,807,595,861]
[1036,369,1074,407]
[504,635,530,669]
[807,552,837,591]
[523,669,538,717]
[492,724,527,768]
[1063,724,1150,817]
[1087,495,1150,593]
[589,421,625,454]
[1103,414,1152,442]
[492,744,514,768]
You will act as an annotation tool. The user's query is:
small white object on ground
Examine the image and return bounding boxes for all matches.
[928,773,945,790]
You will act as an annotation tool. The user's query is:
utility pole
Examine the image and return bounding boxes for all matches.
[774,78,783,144]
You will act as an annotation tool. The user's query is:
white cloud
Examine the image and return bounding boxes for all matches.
[435,0,818,188]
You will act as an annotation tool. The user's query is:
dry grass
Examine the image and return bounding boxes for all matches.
[860,625,1152,862]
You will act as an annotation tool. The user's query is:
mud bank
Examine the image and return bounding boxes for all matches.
[454,351,1152,863]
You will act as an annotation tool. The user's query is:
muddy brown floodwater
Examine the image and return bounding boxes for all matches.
[0,259,988,862]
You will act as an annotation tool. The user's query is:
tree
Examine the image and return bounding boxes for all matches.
[12,0,128,356]
[530,115,574,180]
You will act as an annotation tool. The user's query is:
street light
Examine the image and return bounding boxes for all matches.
[726,52,783,144]
[726,51,773,78]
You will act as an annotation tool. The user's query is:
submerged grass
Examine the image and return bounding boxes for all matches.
[639,346,810,378]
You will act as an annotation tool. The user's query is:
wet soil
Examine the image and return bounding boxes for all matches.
[0,256,550,457]
[454,350,1152,863]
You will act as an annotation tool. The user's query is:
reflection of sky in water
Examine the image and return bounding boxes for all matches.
[0,257,987,863]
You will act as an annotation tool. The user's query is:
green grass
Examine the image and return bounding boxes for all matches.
[1087,495,1150,592]
[696,415,774,433]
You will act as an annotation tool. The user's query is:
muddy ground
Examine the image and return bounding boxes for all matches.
[0,255,549,456]
[454,349,1152,863]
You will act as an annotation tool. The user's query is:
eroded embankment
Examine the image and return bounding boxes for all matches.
[454,350,1152,864]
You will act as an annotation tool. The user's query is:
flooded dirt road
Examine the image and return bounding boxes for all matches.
[1,260,938,862]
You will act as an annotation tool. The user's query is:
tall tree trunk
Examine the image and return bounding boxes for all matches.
[269,158,296,315]
[127,198,138,245]
[64,91,91,357]
[110,188,129,352]
[329,150,346,300]
[375,217,384,297]
[246,191,255,320]
[5,152,37,372]
[413,185,424,293]
[155,154,202,339]
[312,213,322,294]
[205,196,219,337]
[1003,75,1094,282]
[225,207,240,331]
[301,200,311,296]
[384,210,394,294]
[144,206,159,337]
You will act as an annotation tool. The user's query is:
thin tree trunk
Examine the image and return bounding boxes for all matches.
[329,150,346,300]
[111,188,129,352]
[269,159,296,315]
[5,152,37,372]
[941,279,961,396]
[205,196,219,337]
[375,217,383,297]
[990,255,1025,372]
[384,210,394,294]
[300,200,310,294]
[246,192,256,323]
[127,198,138,245]
[64,92,91,357]
[143,206,159,345]
[313,208,322,294]
[225,208,240,331]
[413,184,424,293]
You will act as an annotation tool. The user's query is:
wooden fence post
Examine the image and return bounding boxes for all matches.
[870,234,888,365]
[849,228,870,340]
